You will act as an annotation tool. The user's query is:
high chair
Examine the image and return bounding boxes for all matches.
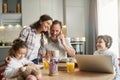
[118,58,120,67]
[0,63,7,80]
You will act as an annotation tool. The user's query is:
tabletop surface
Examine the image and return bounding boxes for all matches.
[41,68,114,80]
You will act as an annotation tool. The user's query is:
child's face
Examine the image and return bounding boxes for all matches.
[15,48,27,60]
[96,38,107,50]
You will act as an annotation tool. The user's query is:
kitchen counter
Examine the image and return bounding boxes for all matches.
[71,41,86,55]
[0,46,11,48]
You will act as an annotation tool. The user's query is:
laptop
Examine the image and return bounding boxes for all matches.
[75,55,114,73]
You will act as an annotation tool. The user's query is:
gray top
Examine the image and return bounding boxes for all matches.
[94,50,120,80]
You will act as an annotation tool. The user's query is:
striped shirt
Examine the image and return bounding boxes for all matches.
[19,26,48,60]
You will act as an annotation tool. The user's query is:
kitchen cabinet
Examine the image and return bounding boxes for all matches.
[2,0,21,13]
[0,0,2,14]
[0,0,63,26]
[0,47,10,64]
[1,13,22,25]
[0,0,22,26]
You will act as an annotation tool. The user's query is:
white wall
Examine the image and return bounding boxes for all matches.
[22,0,63,26]
[65,0,89,39]
[97,0,119,57]
[40,0,63,23]
[22,0,40,26]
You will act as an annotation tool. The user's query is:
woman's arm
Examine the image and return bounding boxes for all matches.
[5,56,11,64]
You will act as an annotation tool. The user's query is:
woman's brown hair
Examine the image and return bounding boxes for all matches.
[30,14,53,30]
[30,14,53,38]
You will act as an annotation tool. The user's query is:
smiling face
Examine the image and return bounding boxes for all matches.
[96,38,108,51]
[50,23,61,40]
[40,20,52,32]
[15,48,27,60]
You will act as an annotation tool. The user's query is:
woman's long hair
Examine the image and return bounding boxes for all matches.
[30,14,53,38]
[30,14,52,30]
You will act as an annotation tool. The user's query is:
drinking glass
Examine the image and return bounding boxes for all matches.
[66,57,75,72]
[42,58,50,69]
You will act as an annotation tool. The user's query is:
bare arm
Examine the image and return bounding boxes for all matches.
[58,34,75,57]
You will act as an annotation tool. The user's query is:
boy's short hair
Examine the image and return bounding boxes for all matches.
[97,35,112,48]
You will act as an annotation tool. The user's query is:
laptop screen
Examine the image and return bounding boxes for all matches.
[75,55,114,73]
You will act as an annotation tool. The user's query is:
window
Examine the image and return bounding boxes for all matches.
[97,0,119,57]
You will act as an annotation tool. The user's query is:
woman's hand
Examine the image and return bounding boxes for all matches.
[5,56,11,64]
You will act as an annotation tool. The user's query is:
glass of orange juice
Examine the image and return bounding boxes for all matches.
[66,57,75,72]
[42,58,50,69]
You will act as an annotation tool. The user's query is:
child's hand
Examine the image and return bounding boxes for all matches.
[19,67,26,72]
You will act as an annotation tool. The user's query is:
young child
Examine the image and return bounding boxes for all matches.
[3,39,42,80]
[94,35,120,80]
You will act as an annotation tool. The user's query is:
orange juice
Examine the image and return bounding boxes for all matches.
[43,61,49,69]
[67,62,75,72]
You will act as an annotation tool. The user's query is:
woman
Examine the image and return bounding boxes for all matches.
[6,14,53,64]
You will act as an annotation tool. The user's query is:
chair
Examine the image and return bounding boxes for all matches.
[118,58,120,67]
[0,63,7,80]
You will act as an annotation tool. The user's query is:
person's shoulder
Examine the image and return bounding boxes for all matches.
[21,26,30,32]
[10,57,15,62]
[104,49,116,56]
[22,26,36,33]
[22,26,31,30]
[105,49,114,54]
[7,57,16,66]
[93,50,99,55]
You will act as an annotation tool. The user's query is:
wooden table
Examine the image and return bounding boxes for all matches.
[41,68,114,80]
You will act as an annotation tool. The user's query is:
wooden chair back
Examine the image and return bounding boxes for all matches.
[0,63,7,79]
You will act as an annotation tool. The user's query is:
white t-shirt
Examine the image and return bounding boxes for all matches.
[94,50,120,80]
[42,38,74,59]
[3,57,32,80]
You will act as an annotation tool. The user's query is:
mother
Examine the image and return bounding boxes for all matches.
[6,14,53,64]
